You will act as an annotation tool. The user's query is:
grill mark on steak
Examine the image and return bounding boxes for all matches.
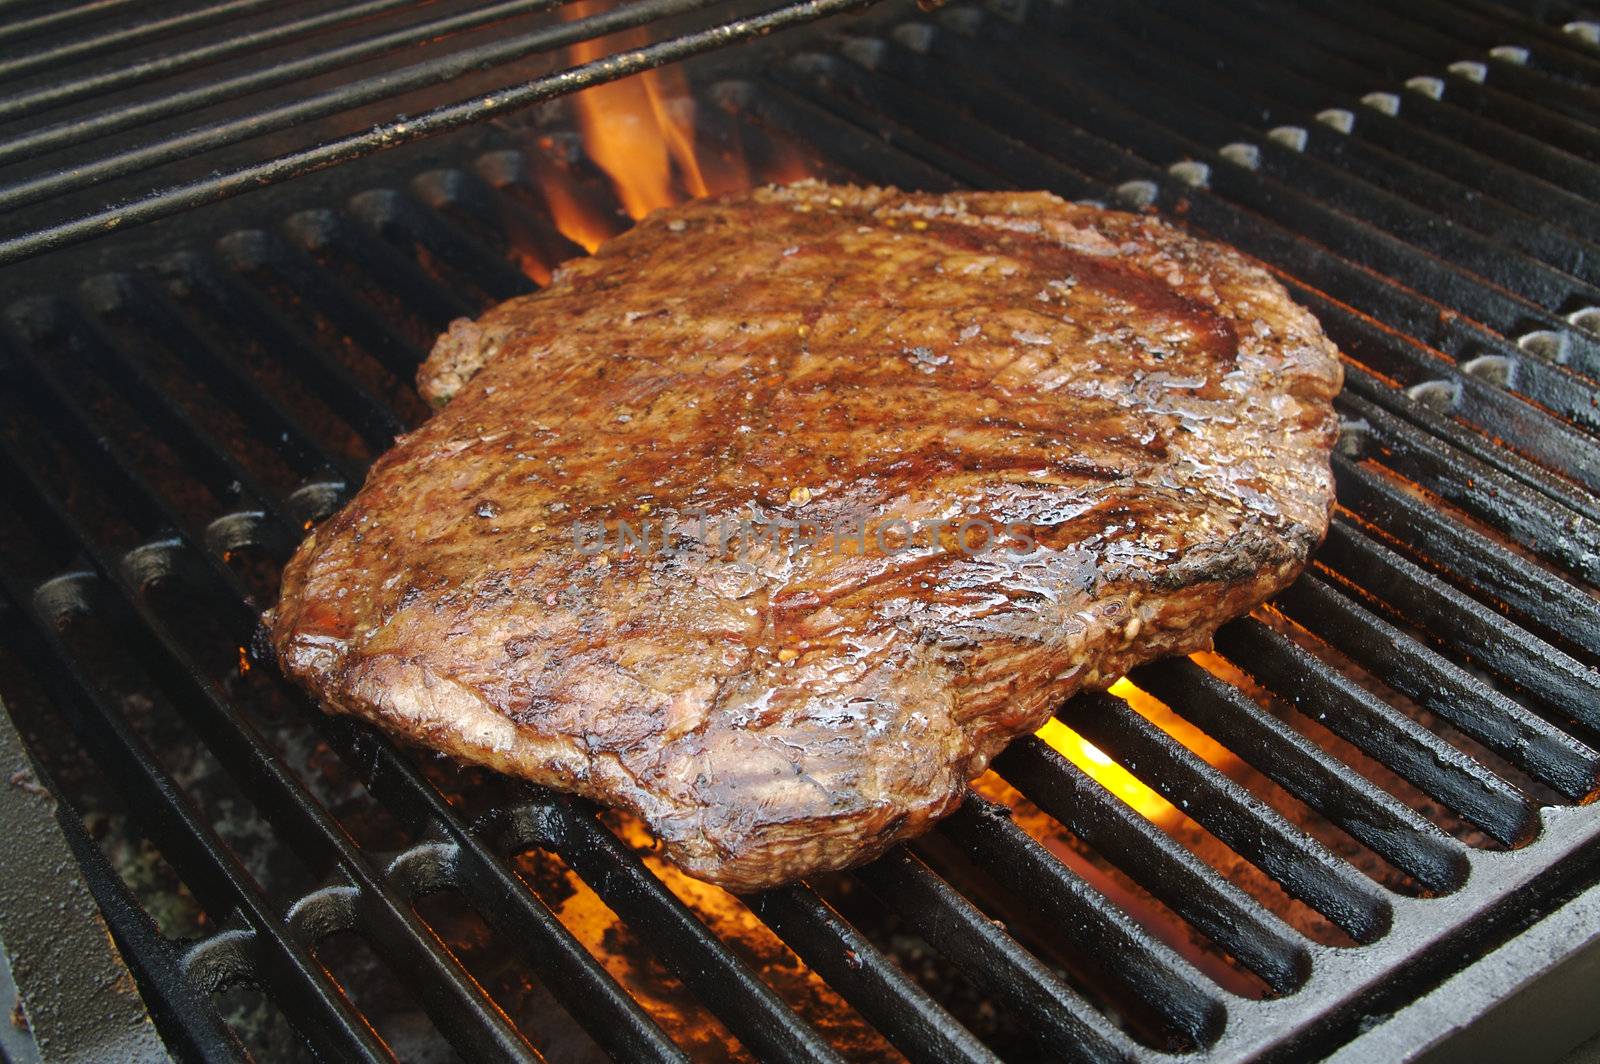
[268,183,1341,891]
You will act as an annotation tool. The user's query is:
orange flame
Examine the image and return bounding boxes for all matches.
[1035,674,1239,827]
[535,159,617,254]
[526,1,805,262]
[564,1,705,220]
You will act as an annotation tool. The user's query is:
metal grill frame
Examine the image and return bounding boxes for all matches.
[4,0,1600,1060]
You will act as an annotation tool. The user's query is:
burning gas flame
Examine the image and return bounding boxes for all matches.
[1035,672,1239,827]
[565,0,705,219]
[530,1,801,259]
[534,156,617,254]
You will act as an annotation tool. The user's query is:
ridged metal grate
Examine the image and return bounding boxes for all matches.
[3,0,1600,1060]
[0,0,880,265]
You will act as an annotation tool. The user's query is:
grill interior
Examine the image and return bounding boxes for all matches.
[4,0,1600,1060]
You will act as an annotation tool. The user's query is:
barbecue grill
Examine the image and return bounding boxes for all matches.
[3,0,1600,1060]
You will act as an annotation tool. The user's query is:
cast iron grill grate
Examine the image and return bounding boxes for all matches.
[3,0,1600,1060]
[0,0,880,266]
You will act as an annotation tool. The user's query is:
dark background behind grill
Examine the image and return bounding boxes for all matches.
[4,0,1600,1061]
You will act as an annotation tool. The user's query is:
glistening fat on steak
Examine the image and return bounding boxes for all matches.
[267,183,1341,892]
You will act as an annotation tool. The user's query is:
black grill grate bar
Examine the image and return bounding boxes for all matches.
[1055,692,1394,943]
[1307,0,1600,89]
[0,587,397,1063]
[1332,452,1600,659]
[185,253,408,437]
[1138,47,1600,295]
[0,371,556,1063]
[0,309,286,537]
[1,317,696,1061]
[1212,618,1539,848]
[0,0,882,266]
[870,22,1424,306]
[153,256,408,451]
[1256,118,1600,292]
[1328,98,1600,263]
[1337,390,1600,583]
[284,207,479,329]
[1337,360,1600,538]
[1318,520,1600,729]
[433,161,592,272]
[945,18,1599,336]
[992,736,1312,994]
[748,885,999,1064]
[771,54,1025,191]
[1130,658,1470,893]
[0,0,683,213]
[99,267,399,501]
[1193,0,1600,158]
[43,762,252,1062]
[1331,451,1600,646]
[836,17,1600,498]
[2,264,357,554]
[852,847,1142,1063]
[0,0,148,50]
[1013,7,1600,305]
[0,0,421,127]
[708,77,963,192]
[1215,0,1547,103]
[126,586,556,1061]
[960,3,1600,336]
[1274,574,1600,801]
[1,268,704,1060]
[0,0,283,85]
[1289,289,1600,499]
[215,228,429,380]
[350,188,537,307]
[310,719,695,1063]
[74,277,364,489]
[1100,1,1600,206]
[1118,3,1600,244]
[1301,120,1600,278]
[510,794,851,1064]
[1227,0,1483,73]
[1450,0,1600,61]
[0,560,394,1061]
[1261,0,1600,143]
[940,795,1228,1046]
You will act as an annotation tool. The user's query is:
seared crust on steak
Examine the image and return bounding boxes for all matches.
[268,182,1341,891]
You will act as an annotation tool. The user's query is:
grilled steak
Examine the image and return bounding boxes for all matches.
[268,183,1341,891]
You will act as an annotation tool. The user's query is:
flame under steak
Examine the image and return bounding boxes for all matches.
[267,182,1341,891]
